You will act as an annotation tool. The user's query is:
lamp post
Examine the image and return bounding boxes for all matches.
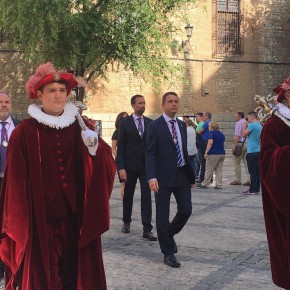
[181,23,193,49]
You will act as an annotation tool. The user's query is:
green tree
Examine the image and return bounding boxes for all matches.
[0,0,197,101]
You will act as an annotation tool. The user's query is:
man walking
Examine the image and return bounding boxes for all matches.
[0,91,20,279]
[116,95,157,241]
[242,111,262,194]
[0,63,116,289]
[146,92,195,267]
[230,112,250,186]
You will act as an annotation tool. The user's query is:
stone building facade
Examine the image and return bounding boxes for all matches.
[1,0,290,146]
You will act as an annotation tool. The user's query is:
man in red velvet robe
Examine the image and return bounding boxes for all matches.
[0,62,116,290]
[260,76,290,290]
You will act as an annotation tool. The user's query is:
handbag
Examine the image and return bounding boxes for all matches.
[232,140,245,156]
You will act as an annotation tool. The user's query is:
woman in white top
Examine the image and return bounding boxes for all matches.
[185,119,198,177]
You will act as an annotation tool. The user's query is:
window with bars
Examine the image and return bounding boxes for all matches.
[213,0,243,56]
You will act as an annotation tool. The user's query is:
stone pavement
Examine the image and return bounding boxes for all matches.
[103,154,281,290]
[0,154,281,290]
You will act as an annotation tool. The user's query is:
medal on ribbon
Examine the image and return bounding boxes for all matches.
[2,140,8,147]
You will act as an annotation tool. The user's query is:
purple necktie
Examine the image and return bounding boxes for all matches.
[137,118,144,138]
[0,122,7,172]
[169,120,183,167]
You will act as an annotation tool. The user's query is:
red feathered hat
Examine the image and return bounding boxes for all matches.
[25,62,80,99]
[273,76,290,103]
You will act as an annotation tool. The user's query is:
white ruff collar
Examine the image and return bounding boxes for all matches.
[28,102,79,129]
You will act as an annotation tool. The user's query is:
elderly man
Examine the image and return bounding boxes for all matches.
[230,112,250,186]
[0,91,20,279]
[0,63,116,290]
[0,91,20,185]
[260,76,290,290]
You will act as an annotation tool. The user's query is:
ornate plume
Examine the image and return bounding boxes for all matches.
[25,62,57,94]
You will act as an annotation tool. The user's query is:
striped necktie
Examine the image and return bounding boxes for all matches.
[169,120,183,167]
[0,122,8,172]
[137,118,144,138]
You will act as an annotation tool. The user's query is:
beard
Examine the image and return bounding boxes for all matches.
[137,107,145,115]
[0,110,10,120]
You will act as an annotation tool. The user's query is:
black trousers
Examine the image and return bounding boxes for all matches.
[246,152,260,192]
[123,168,153,232]
[155,167,192,256]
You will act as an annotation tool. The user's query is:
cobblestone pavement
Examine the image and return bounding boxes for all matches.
[0,154,281,290]
[103,154,281,290]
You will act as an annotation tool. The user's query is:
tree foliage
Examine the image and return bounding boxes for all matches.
[0,0,197,100]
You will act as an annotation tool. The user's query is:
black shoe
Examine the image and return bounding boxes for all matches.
[169,236,178,253]
[164,254,181,268]
[143,232,158,241]
[122,223,130,233]
[197,184,207,189]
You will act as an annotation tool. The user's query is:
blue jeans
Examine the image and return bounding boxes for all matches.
[246,152,260,192]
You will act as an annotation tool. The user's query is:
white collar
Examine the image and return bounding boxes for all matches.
[28,102,79,129]
[162,113,176,122]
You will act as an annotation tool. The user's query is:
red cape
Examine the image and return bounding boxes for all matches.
[0,118,116,290]
[260,116,290,289]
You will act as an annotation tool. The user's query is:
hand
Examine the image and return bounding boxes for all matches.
[149,179,159,193]
[119,169,127,182]
[191,184,195,188]
[204,153,208,159]
[232,145,236,153]
[81,129,98,156]
[120,182,125,200]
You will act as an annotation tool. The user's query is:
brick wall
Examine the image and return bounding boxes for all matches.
[1,0,290,146]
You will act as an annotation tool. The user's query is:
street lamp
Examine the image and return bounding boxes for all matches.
[181,23,193,49]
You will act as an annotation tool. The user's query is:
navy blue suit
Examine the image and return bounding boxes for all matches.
[146,115,194,256]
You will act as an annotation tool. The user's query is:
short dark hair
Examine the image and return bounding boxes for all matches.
[237,112,244,118]
[162,91,178,104]
[131,94,144,105]
[248,111,257,118]
[196,112,203,117]
[205,112,212,119]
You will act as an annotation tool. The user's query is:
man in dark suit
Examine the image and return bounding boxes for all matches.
[0,91,21,278]
[146,91,195,267]
[116,95,157,241]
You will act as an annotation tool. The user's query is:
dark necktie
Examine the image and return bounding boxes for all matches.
[0,122,8,172]
[137,118,144,138]
[169,120,183,167]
